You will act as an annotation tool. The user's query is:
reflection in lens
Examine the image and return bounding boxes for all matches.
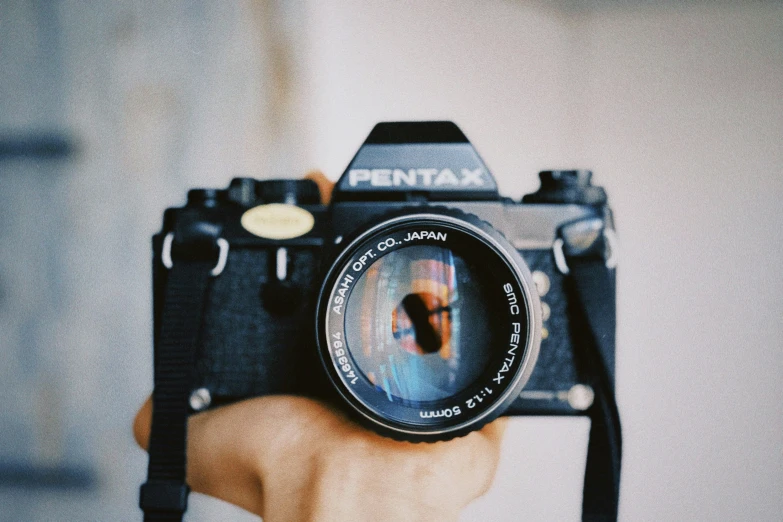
[393,291,448,355]
[344,245,495,403]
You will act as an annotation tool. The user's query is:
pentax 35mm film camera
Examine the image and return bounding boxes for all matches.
[141,122,621,521]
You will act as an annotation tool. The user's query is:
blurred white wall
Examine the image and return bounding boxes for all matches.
[0,1,287,520]
[300,1,783,521]
[573,5,783,521]
[1,1,780,521]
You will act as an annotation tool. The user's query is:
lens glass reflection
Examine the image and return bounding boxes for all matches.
[344,245,497,403]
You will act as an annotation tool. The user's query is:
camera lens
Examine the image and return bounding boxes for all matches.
[344,244,499,403]
[317,210,541,441]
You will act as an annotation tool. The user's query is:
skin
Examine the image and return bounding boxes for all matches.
[134,396,506,521]
[133,172,507,521]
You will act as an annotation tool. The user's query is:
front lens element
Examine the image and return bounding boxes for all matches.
[344,245,498,403]
[318,212,541,439]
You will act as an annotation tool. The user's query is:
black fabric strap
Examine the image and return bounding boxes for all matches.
[566,256,622,522]
[141,260,214,522]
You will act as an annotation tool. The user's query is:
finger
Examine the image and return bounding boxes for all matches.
[323,416,508,514]
[477,416,508,446]
[470,417,508,496]
[411,417,508,506]
[133,396,152,449]
[304,170,334,204]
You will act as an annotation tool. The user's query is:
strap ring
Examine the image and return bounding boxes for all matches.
[553,238,570,275]
[161,232,229,277]
[553,229,619,275]
[603,228,619,269]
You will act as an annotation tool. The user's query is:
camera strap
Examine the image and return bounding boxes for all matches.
[140,239,220,521]
[563,239,622,522]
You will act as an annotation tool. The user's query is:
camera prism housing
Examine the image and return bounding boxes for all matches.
[152,121,617,442]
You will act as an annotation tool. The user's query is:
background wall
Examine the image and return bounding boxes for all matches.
[302,3,783,521]
[1,1,780,521]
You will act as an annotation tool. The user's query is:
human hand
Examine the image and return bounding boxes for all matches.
[134,395,506,522]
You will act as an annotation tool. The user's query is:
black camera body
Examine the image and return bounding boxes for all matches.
[152,121,616,437]
[144,121,621,521]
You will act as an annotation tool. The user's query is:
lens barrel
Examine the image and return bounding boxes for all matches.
[316,209,541,442]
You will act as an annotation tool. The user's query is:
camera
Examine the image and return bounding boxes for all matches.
[151,121,617,441]
[142,121,621,519]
